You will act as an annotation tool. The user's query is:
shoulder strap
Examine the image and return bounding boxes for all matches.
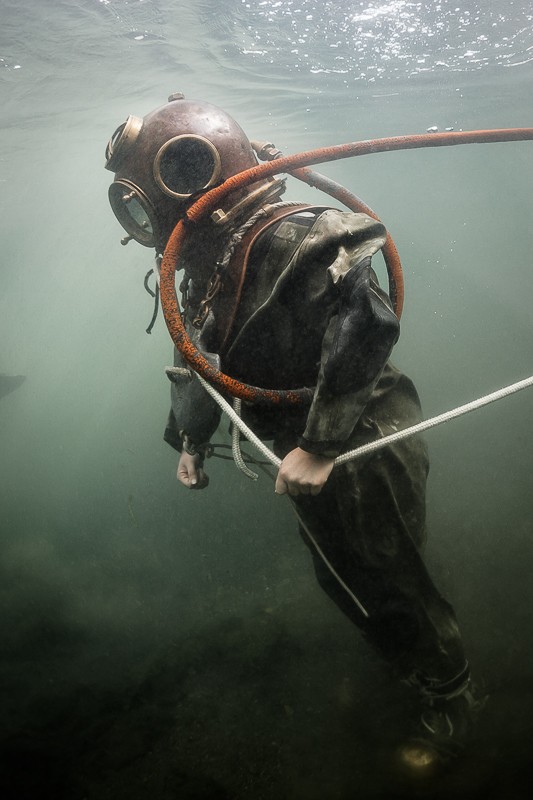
[214,204,327,354]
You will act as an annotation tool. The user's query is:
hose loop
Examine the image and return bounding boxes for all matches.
[160,128,533,405]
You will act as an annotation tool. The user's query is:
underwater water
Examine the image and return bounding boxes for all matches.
[1,0,532,797]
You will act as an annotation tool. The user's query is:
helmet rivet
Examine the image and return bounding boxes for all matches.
[168,92,185,102]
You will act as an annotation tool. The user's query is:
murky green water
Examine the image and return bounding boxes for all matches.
[1,1,532,797]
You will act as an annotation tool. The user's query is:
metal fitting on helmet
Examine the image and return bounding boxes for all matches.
[105,94,262,252]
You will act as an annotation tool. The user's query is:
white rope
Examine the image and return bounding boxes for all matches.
[193,373,283,468]
[335,373,533,465]
[195,372,533,469]
[169,367,533,623]
[290,504,369,617]
[231,397,259,480]
[192,373,369,617]
[165,366,281,468]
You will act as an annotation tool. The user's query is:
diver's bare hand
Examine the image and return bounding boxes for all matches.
[275,447,334,496]
[177,451,209,490]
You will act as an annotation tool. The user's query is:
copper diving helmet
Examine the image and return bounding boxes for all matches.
[105,93,267,253]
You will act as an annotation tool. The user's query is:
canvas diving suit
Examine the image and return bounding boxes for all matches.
[164,207,468,692]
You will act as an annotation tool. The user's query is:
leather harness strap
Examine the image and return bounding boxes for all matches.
[214,204,326,355]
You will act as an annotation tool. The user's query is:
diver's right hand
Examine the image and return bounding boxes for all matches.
[177,451,209,490]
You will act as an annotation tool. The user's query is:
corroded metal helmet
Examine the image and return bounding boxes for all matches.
[105,93,263,252]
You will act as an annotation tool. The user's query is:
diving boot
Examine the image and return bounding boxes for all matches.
[397,680,487,773]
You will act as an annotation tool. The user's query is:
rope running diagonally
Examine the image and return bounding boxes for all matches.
[166,367,533,620]
[173,370,533,470]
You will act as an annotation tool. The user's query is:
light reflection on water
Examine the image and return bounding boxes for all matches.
[1,0,532,89]
[231,0,533,79]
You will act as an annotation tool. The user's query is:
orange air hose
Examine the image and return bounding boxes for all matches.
[160,128,533,405]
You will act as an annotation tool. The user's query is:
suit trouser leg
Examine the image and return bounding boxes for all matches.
[277,374,468,689]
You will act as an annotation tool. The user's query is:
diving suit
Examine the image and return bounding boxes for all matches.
[105,93,480,768]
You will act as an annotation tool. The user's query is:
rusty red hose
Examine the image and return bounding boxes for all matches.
[160,128,533,405]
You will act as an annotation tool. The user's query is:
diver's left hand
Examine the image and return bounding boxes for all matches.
[275,447,335,496]
[177,451,209,490]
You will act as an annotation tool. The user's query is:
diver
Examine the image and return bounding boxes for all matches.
[104,93,484,770]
